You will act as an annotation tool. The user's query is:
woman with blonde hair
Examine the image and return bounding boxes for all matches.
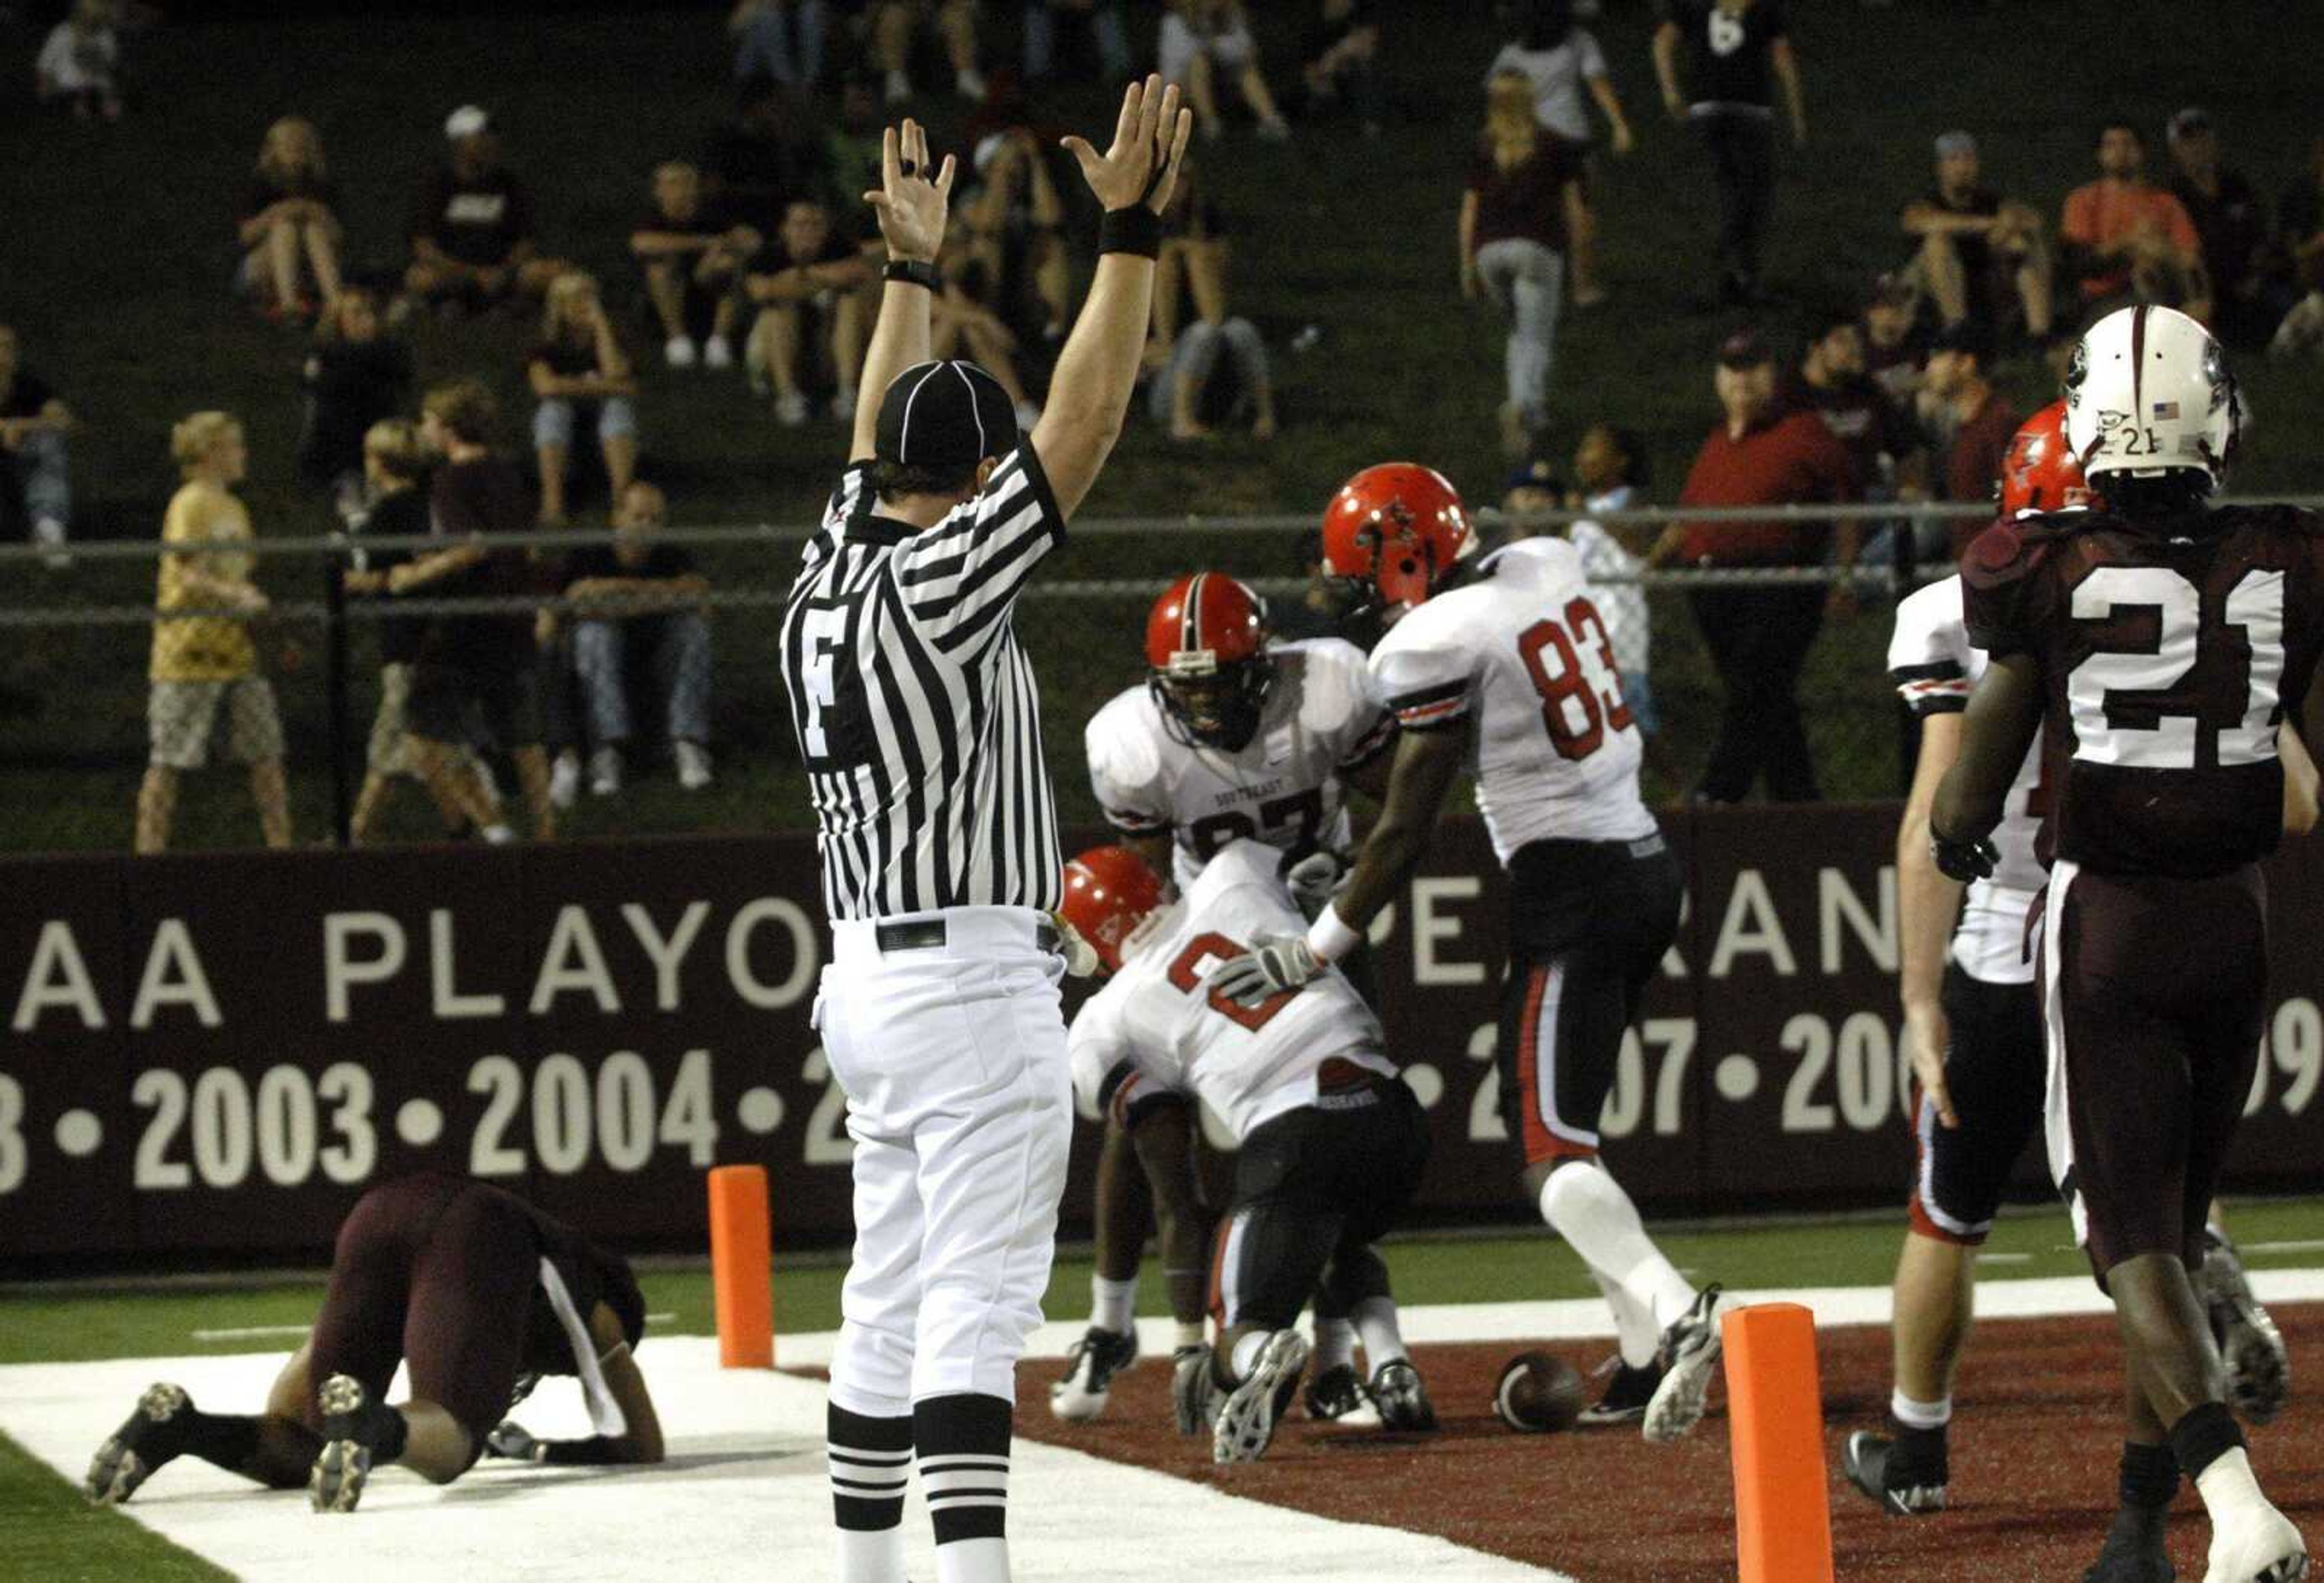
[528,271,638,526]
[238,116,346,321]
[137,413,292,853]
[1460,70,1572,457]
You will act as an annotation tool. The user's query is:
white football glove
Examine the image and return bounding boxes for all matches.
[1283,851,1342,920]
[1206,933,1322,1007]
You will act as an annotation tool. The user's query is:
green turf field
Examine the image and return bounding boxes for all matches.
[5,3,2322,850]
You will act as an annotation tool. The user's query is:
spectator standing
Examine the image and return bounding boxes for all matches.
[237,117,346,323]
[395,380,555,843]
[528,273,640,527]
[1915,321,2017,557]
[707,77,827,235]
[0,324,76,568]
[1299,0,1384,139]
[1488,0,1633,309]
[1784,310,1914,499]
[297,287,414,508]
[1650,332,1854,804]
[744,199,877,425]
[730,0,827,88]
[136,413,292,854]
[1651,0,1804,307]
[2058,120,2207,326]
[341,419,488,845]
[1026,1,1131,85]
[631,161,761,370]
[865,1,986,103]
[562,482,715,796]
[2164,108,2279,349]
[1160,1,1290,142]
[1462,71,1570,458]
[1899,129,2052,344]
[404,107,568,317]
[36,0,123,122]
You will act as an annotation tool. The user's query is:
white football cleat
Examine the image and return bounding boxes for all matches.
[1643,1285,1729,1444]
[2204,1500,2308,1583]
[1212,1330,1308,1464]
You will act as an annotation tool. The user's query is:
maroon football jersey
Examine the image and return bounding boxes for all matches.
[1961,503,2324,878]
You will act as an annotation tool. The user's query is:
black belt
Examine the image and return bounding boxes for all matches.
[873,917,1062,954]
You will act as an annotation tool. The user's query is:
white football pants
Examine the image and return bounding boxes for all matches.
[819,908,1072,1417]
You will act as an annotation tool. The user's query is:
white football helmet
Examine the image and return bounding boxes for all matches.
[2063,304,2239,483]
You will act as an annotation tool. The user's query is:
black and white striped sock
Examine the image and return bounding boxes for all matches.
[914,1392,1012,1582]
[828,1403,912,1583]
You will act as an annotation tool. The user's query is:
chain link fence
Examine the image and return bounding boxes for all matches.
[0,496,2242,854]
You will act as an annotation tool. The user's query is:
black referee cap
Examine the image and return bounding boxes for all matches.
[874,360,1019,470]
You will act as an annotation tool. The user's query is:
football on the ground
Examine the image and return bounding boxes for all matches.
[1493,1351,1586,1434]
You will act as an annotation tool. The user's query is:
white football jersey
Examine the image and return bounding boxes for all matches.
[1367,538,1656,865]
[1085,638,1393,892]
[1068,840,1393,1143]
[1888,574,2044,985]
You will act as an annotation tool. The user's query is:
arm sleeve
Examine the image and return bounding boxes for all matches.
[824,461,870,530]
[1308,640,1396,770]
[1958,523,2044,658]
[890,444,1068,655]
[1370,626,1475,733]
[1887,585,1972,716]
[1086,708,1172,836]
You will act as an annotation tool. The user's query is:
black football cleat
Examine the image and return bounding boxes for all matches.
[1575,1355,1664,1427]
[85,1383,194,1506]
[1843,1428,1948,1516]
[1302,1363,1370,1423]
[1368,1360,1439,1433]
[1049,1326,1138,1423]
[309,1374,400,1514]
[2082,1504,2173,1583]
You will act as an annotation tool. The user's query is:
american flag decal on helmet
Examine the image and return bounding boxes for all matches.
[2153,401,2180,420]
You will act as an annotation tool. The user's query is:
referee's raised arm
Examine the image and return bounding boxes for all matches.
[1031,75,1195,520]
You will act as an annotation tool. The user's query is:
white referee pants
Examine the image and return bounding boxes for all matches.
[818,908,1072,1417]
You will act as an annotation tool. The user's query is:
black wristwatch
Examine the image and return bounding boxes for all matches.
[882,258,942,292]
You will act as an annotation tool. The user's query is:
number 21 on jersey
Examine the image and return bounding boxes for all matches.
[2068,566,2284,769]
[1517,597,1633,761]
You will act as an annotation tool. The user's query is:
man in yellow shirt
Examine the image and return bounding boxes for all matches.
[136,411,292,853]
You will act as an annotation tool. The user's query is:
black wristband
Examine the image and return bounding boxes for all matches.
[881,258,942,292]
[1098,206,1163,259]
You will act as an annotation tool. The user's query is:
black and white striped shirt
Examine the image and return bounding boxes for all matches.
[780,450,1066,921]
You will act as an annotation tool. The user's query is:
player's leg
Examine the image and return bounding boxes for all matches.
[1846,963,2044,1515]
[1209,1110,1342,1464]
[905,952,1074,1583]
[1324,1073,1434,1432]
[85,1343,324,1503]
[1050,1111,1152,1422]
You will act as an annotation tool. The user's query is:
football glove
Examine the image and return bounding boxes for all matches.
[1206,933,1321,1007]
[484,1421,545,1463]
[1283,851,1342,920]
[1928,825,1999,883]
[1172,1344,1217,1436]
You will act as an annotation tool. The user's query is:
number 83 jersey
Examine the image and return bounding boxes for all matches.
[1085,638,1392,893]
[1369,538,1658,866]
[1963,503,2324,879]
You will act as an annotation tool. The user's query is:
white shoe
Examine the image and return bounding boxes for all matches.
[1643,1285,1730,1444]
[1212,1330,1309,1464]
[703,333,735,370]
[956,67,988,100]
[33,516,70,569]
[884,68,912,103]
[2202,1228,2291,1425]
[2205,1499,2309,1583]
[832,387,856,422]
[588,746,622,797]
[1049,1326,1138,1423]
[664,334,698,370]
[675,741,713,791]
[548,750,580,810]
[775,392,809,428]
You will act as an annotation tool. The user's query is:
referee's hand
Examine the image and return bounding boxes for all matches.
[864,119,955,265]
[1062,73,1195,216]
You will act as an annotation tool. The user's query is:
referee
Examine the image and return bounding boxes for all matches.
[782,88,1191,1583]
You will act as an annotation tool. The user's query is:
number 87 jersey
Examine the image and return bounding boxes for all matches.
[1368,537,1659,865]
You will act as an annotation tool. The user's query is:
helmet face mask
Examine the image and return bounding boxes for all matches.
[1151,655,1273,752]
[1144,571,1273,751]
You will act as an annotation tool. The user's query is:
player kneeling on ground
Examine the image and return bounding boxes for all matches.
[1060,841,1436,1465]
[86,1173,662,1513]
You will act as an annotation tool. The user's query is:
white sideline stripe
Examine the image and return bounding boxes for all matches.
[1972,1253,2032,1265]
[2245,1239,2324,1254]
[767,1268,2324,1369]
[0,1338,1570,1583]
[188,1312,676,1343]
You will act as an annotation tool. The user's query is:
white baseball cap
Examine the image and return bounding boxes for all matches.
[444,105,490,141]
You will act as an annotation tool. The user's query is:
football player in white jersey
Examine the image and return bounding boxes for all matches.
[1051,569,1396,1426]
[1846,404,2308,1549]
[1210,462,1727,1445]
[1059,840,1435,1466]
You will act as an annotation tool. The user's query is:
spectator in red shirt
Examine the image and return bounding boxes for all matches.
[1915,320,2017,556]
[2059,120,2208,326]
[1650,330,1855,804]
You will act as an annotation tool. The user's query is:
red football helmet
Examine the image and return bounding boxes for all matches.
[1319,462,1474,620]
[1057,845,1166,974]
[1145,571,1275,750]
[1998,399,2093,518]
